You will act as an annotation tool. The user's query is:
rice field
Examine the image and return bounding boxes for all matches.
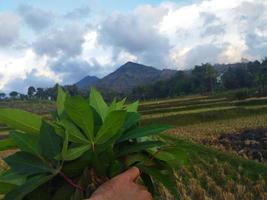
[142,95,267,199]
[0,95,267,199]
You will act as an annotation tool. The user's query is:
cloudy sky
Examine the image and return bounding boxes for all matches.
[0,0,266,93]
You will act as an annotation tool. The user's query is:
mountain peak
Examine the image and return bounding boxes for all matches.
[75,62,177,93]
[75,75,99,90]
[98,62,167,93]
[123,61,136,66]
[120,61,146,69]
[116,61,158,73]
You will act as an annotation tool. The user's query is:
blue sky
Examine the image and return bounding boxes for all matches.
[0,0,192,13]
[0,0,266,93]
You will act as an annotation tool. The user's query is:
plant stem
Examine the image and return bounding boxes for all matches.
[59,171,84,192]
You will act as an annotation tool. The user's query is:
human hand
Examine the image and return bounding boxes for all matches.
[89,167,152,200]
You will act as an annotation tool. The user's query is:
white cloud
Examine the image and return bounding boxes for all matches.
[0,49,60,92]
[0,13,20,47]
[98,4,171,68]
[33,23,86,57]
[1,0,267,92]
[18,4,54,32]
[159,0,267,68]
[81,31,137,76]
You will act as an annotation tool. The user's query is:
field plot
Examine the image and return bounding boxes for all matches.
[1,96,267,200]
[141,96,267,199]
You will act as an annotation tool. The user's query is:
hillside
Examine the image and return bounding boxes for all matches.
[75,75,99,90]
[76,62,177,93]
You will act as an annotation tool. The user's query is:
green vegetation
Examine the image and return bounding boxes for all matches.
[0,88,187,200]
[0,91,267,199]
[132,59,267,100]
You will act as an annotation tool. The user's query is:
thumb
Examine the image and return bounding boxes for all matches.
[117,167,140,182]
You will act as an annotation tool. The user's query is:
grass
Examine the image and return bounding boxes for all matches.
[140,100,231,115]
[156,135,267,200]
[142,106,267,127]
[1,95,267,199]
[168,114,267,145]
[139,97,226,111]
[0,100,55,115]
[144,95,267,199]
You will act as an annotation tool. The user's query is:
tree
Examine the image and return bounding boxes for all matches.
[204,64,217,93]
[19,93,27,100]
[35,88,45,99]
[64,85,79,96]
[257,58,267,93]
[0,93,6,100]
[192,64,217,93]
[9,91,18,99]
[27,86,36,98]
[45,84,59,101]
[171,71,192,96]
[222,67,253,90]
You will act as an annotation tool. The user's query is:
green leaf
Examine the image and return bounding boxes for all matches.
[52,183,74,200]
[0,109,42,134]
[65,96,94,143]
[59,119,89,144]
[124,154,153,168]
[4,174,54,200]
[25,185,52,200]
[116,141,164,157]
[61,130,69,160]
[0,170,26,185]
[123,112,140,131]
[0,182,16,194]
[39,121,62,160]
[141,167,179,199]
[116,98,126,108]
[108,160,123,177]
[63,145,90,161]
[127,101,139,112]
[61,153,91,177]
[0,138,16,151]
[53,124,65,139]
[118,124,173,142]
[95,111,126,145]
[72,168,91,200]
[57,86,67,116]
[140,173,155,195]
[4,152,53,176]
[152,148,187,167]
[89,87,108,121]
[10,131,39,156]
[91,107,103,135]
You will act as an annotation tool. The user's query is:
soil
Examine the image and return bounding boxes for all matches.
[216,128,267,162]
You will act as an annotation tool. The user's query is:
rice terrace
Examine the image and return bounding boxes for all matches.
[0,90,267,200]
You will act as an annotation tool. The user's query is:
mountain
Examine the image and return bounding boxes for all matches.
[75,75,99,90]
[96,62,176,93]
[75,62,177,93]
[160,69,178,80]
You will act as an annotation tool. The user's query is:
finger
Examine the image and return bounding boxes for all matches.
[118,167,140,182]
[137,184,148,191]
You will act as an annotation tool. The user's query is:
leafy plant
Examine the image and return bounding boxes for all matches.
[0,87,187,200]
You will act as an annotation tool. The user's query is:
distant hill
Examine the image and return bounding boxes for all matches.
[76,62,177,93]
[75,75,99,90]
